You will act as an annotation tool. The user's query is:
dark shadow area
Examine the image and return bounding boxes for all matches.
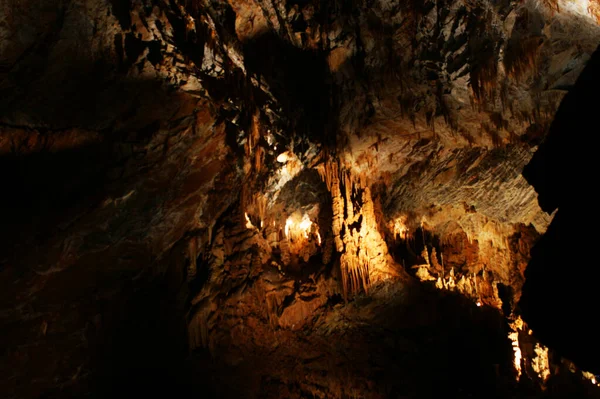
[176,284,524,398]
[520,45,600,373]
[387,226,428,268]
[0,143,110,259]
[88,240,190,398]
[0,77,183,266]
[242,31,336,149]
[1,3,232,398]
[172,280,600,398]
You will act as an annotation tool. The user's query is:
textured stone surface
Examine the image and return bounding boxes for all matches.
[2,0,600,397]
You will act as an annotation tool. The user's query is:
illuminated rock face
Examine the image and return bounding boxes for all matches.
[2,0,600,397]
[317,161,400,299]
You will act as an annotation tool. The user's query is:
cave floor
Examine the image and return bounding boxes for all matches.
[126,281,600,399]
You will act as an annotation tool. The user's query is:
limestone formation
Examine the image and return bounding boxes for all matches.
[2,0,600,397]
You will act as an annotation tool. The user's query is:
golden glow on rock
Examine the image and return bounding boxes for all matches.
[583,371,600,386]
[416,246,487,306]
[316,161,399,299]
[285,213,314,241]
[509,316,524,379]
[414,265,436,281]
[390,216,409,240]
[533,343,551,383]
[281,212,322,262]
[559,0,600,23]
[510,330,522,378]
[277,152,290,163]
[298,214,313,237]
[245,212,254,229]
[284,218,291,237]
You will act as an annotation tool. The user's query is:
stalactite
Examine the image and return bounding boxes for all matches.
[254,145,265,174]
[459,216,511,250]
[280,235,291,265]
[317,160,398,300]
[188,303,211,350]
[331,177,345,252]
[208,221,215,246]
[187,237,198,280]
[322,234,333,265]
[344,171,354,221]
[244,192,268,229]
[504,36,543,82]
[470,53,498,105]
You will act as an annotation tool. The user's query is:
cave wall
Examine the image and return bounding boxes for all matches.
[1,0,600,397]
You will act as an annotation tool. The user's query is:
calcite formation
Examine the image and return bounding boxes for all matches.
[317,160,400,299]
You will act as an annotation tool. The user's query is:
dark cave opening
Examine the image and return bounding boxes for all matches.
[242,30,336,149]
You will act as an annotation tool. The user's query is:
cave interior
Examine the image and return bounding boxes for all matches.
[1,0,600,398]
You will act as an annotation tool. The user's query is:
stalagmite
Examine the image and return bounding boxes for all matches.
[533,343,551,383]
[414,265,436,281]
[422,247,431,266]
[583,371,600,386]
[446,267,456,290]
[508,316,524,380]
[435,277,444,289]
[245,212,254,229]
[431,247,443,275]
[464,275,474,297]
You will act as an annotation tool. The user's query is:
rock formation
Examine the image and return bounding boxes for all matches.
[1,0,600,397]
